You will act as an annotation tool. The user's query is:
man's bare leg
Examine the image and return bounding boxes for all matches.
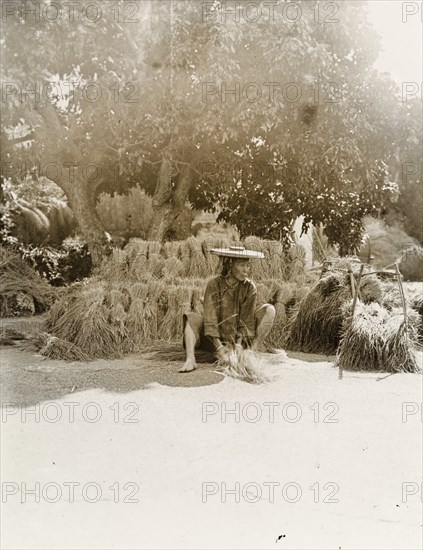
[179,322,198,372]
[252,304,276,352]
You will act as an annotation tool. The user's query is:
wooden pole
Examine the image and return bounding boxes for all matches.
[395,263,408,329]
[351,264,364,318]
[348,265,356,299]
[339,263,363,380]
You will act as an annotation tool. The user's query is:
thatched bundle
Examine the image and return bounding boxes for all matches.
[102,237,303,284]
[256,282,275,306]
[410,296,423,342]
[42,271,300,359]
[244,236,288,281]
[187,236,209,277]
[69,284,126,358]
[284,268,383,354]
[39,234,313,360]
[287,243,307,282]
[172,276,203,287]
[125,239,149,258]
[0,249,56,316]
[255,279,290,306]
[218,347,270,384]
[191,288,204,315]
[159,286,193,340]
[147,241,162,257]
[267,241,288,279]
[107,288,131,311]
[201,240,220,274]
[266,283,298,348]
[147,253,165,278]
[162,257,184,279]
[335,302,421,373]
[383,283,423,321]
[98,248,128,281]
[267,302,287,349]
[275,283,296,306]
[44,280,125,358]
[33,331,91,361]
[163,241,179,259]
[127,298,148,350]
[127,248,149,281]
[130,280,164,339]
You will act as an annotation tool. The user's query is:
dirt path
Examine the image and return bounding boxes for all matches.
[1,324,422,549]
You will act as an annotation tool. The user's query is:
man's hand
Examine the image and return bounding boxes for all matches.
[215,344,229,360]
[235,342,243,354]
[212,337,225,359]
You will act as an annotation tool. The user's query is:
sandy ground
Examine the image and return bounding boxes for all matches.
[1,325,422,549]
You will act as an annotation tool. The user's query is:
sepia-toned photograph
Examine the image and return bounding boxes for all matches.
[0,1,422,548]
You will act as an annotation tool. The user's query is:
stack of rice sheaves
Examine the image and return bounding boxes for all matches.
[283,266,383,354]
[37,237,309,360]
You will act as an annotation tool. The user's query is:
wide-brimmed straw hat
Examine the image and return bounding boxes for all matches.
[210,245,264,259]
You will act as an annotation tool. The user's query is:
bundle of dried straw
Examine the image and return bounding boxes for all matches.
[217,346,270,384]
[335,302,420,373]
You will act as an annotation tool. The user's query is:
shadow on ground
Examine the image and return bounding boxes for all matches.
[0,317,337,407]
[0,343,223,407]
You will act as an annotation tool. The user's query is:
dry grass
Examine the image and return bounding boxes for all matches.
[284,266,383,354]
[410,296,423,343]
[335,302,421,373]
[27,231,421,365]
[44,280,126,358]
[107,237,298,282]
[0,249,56,316]
[217,347,270,384]
[31,331,91,361]
[159,286,193,340]
[38,237,313,360]
[268,302,288,349]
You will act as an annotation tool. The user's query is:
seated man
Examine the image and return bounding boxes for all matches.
[179,246,276,373]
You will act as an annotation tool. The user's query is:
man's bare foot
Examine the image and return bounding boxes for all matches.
[179,358,197,373]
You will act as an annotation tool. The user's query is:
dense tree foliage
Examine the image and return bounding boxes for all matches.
[1,0,418,261]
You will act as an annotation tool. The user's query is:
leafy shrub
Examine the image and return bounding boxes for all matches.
[0,248,56,317]
[96,186,154,239]
[22,240,92,286]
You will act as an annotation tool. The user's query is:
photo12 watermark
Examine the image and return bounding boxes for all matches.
[1,161,123,186]
[202,481,340,503]
[202,401,340,424]
[201,79,342,104]
[402,2,423,23]
[401,402,423,423]
[201,1,340,24]
[2,401,140,424]
[401,162,422,183]
[200,158,368,188]
[2,80,140,105]
[401,482,423,503]
[401,82,423,103]
[2,481,140,503]
[1,1,141,24]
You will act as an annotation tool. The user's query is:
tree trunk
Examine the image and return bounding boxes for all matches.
[65,180,111,266]
[148,159,192,241]
[5,102,111,266]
